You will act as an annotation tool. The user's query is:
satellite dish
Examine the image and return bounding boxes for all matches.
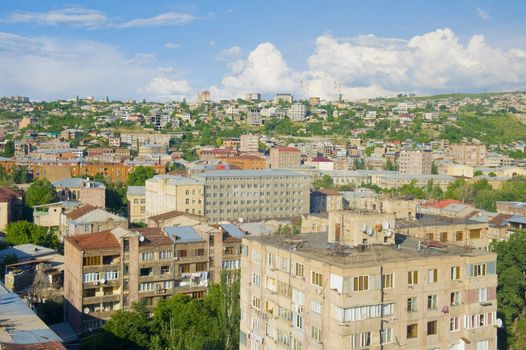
[139,235,145,242]
[361,224,367,232]
[100,278,106,284]
[496,318,503,328]
[385,230,393,237]
[366,227,373,236]
[382,221,390,230]
[238,218,244,223]
[84,308,90,314]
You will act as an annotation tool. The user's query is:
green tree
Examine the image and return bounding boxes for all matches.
[25,179,58,207]
[5,221,59,249]
[102,302,153,350]
[127,166,156,186]
[313,174,333,189]
[3,140,14,157]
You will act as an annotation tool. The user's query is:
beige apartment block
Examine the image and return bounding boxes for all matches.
[64,222,244,332]
[192,170,311,223]
[398,150,432,175]
[269,147,301,169]
[145,175,204,217]
[240,134,259,153]
[448,144,487,167]
[240,218,498,350]
[397,215,490,250]
[127,186,146,223]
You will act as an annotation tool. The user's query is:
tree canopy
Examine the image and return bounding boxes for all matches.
[5,221,59,249]
[127,166,156,186]
[25,179,58,207]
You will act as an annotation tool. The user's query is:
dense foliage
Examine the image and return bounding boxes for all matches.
[25,179,59,207]
[127,166,156,186]
[87,273,240,350]
[5,221,59,249]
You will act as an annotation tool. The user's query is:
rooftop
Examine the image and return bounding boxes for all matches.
[245,232,494,269]
[0,244,57,262]
[194,169,306,178]
[127,186,145,196]
[164,226,204,243]
[0,283,64,346]
[52,178,105,189]
[397,214,485,228]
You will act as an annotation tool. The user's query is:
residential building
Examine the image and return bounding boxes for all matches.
[269,147,301,169]
[222,137,241,150]
[448,144,487,166]
[198,148,237,161]
[193,169,311,223]
[248,108,262,126]
[240,217,498,350]
[273,94,293,105]
[305,157,334,170]
[138,144,167,157]
[310,189,343,213]
[197,91,211,104]
[245,93,261,101]
[53,178,106,208]
[145,175,204,218]
[399,150,432,175]
[0,187,22,232]
[218,155,267,170]
[240,134,259,153]
[397,215,490,250]
[60,204,128,237]
[33,201,80,227]
[288,103,307,122]
[496,201,526,216]
[127,186,146,224]
[64,222,243,332]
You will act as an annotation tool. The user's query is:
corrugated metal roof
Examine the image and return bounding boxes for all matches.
[220,224,245,239]
[164,226,203,243]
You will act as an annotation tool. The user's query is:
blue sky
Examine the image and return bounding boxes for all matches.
[1,0,525,101]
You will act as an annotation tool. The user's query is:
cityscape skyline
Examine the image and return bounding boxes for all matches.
[1,0,526,101]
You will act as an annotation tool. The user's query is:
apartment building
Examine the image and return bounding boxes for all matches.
[64,222,244,332]
[273,94,293,105]
[145,175,204,218]
[193,170,311,223]
[310,189,343,213]
[240,134,259,153]
[448,144,487,167]
[127,186,146,223]
[53,177,106,208]
[240,212,498,350]
[248,108,263,126]
[288,103,307,122]
[399,150,432,175]
[61,204,128,237]
[269,147,301,169]
[218,155,267,170]
[0,187,23,232]
[397,215,490,250]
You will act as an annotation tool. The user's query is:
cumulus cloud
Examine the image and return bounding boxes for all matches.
[0,31,189,101]
[216,46,243,61]
[2,6,198,29]
[138,78,192,100]
[477,7,490,21]
[3,6,109,29]
[212,28,526,100]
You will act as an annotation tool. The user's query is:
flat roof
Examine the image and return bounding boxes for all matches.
[245,232,494,269]
[0,283,63,345]
[164,226,204,243]
[0,244,57,262]
[194,169,306,178]
[397,215,485,228]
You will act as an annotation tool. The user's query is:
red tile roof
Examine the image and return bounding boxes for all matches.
[0,187,22,202]
[65,229,120,250]
[424,199,463,209]
[489,213,512,227]
[65,204,97,220]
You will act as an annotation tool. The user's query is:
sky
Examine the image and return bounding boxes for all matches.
[1,0,526,101]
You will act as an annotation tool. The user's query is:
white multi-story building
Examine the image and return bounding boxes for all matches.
[288,103,307,122]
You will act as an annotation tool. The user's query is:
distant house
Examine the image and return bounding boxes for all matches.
[0,187,23,232]
[53,178,106,208]
[60,204,128,237]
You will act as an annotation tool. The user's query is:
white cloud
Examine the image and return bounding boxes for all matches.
[165,42,181,49]
[477,7,490,21]
[0,31,189,101]
[3,6,198,29]
[216,46,243,61]
[138,78,192,100]
[118,12,196,28]
[3,6,109,29]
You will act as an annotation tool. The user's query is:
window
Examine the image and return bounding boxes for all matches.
[83,289,96,298]
[311,271,323,287]
[179,264,190,273]
[450,291,461,306]
[293,313,303,330]
[279,257,289,272]
[177,250,187,258]
[353,275,369,291]
[292,288,305,305]
[195,248,205,256]
[161,266,171,274]
[451,266,461,280]
[479,288,488,302]
[427,320,438,335]
[195,262,207,271]
[473,263,487,277]
[252,273,261,286]
[83,256,101,266]
[455,231,463,241]
[105,271,118,280]
[311,300,322,314]
[428,268,438,283]
[382,273,394,288]
[408,270,418,285]
[139,282,154,291]
[450,317,460,332]
[311,325,322,342]
[427,295,437,310]
[252,296,261,310]
[252,251,260,264]
[470,229,481,239]
[266,253,274,268]
[476,340,489,350]
[407,297,418,312]
[294,262,304,278]
[407,323,418,339]
[141,252,154,261]
[83,272,100,282]
[381,328,393,344]
[359,332,371,348]
[159,250,172,259]
[440,232,448,242]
